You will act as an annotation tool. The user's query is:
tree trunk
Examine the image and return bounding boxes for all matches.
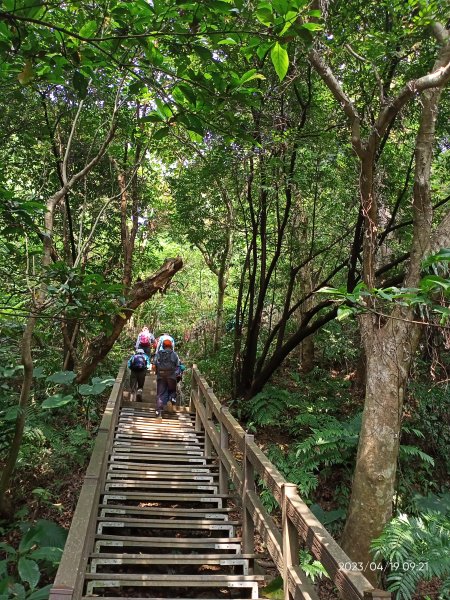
[213,274,227,351]
[341,317,410,582]
[76,257,183,383]
[0,315,36,515]
[341,64,447,582]
[299,335,315,373]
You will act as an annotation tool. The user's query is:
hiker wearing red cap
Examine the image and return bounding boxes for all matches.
[153,336,180,418]
[155,333,175,353]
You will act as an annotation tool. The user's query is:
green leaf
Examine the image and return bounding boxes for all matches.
[270,42,289,81]
[10,583,26,600]
[26,585,53,600]
[29,547,63,563]
[218,37,238,45]
[41,394,74,409]
[0,542,16,554]
[310,504,345,525]
[255,8,274,26]
[152,126,171,140]
[337,307,354,321]
[18,558,40,590]
[0,560,8,578]
[279,10,298,36]
[73,71,88,99]
[19,521,67,553]
[256,42,274,60]
[46,371,76,384]
[301,21,323,31]
[239,69,265,85]
[33,367,46,379]
[78,20,97,38]
[272,0,290,14]
[177,84,197,105]
[141,111,165,123]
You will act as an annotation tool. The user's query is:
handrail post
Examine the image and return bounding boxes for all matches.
[219,406,229,495]
[282,483,299,600]
[204,387,213,456]
[242,433,255,554]
[189,364,198,414]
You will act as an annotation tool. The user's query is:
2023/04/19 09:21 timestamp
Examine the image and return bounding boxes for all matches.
[338,561,429,573]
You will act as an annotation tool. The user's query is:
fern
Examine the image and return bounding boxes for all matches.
[265,444,319,499]
[399,445,434,467]
[299,550,328,583]
[295,413,361,472]
[246,386,289,426]
[372,512,450,600]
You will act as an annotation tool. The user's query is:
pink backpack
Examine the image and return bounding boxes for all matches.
[140,333,150,345]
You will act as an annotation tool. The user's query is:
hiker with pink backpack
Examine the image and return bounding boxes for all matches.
[135,326,155,357]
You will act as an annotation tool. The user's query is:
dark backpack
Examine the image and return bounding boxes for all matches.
[156,349,176,371]
[130,354,147,371]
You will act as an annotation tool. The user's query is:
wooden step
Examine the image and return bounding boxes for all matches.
[96,517,238,535]
[98,504,232,519]
[106,471,217,482]
[104,481,218,494]
[111,448,205,456]
[101,491,234,508]
[94,534,243,554]
[108,463,215,472]
[85,573,264,597]
[89,553,257,574]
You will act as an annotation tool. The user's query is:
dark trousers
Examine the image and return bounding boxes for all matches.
[156,375,176,411]
[130,369,146,390]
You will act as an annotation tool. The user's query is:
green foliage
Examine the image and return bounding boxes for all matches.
[0,519,66,600]
[245,386,289,427]
[372,512,450,600]
[299,549,328,583]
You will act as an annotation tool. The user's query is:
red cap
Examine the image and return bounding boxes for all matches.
[163,339,173,348]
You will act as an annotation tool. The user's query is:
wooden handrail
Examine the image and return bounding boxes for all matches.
[49,364,126,600]
[190,366,391,600]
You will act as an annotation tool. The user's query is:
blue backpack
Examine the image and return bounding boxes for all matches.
[130,354,147,371]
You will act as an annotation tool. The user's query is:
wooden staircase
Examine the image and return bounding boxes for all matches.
[51,365,390,600]
[82,374,265,599]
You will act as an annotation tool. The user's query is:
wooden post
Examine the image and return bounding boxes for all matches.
[282,483,300,600]
[204,387,213,457]
[219,406,229,495]
[242,434,255,554]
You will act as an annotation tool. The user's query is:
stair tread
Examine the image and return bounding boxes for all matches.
[85,573,265,580]
[95,534,242,543]
[89,552,258,559]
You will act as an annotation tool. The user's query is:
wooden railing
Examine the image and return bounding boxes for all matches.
[49,365,126,600]
[190,366,391,600]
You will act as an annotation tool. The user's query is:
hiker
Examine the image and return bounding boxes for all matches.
[127,348,150,401]
[155,332,175,353]
[153,338,180,417]
[135,326,155,357]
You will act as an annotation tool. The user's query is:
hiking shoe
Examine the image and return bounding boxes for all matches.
[166,400,174,413]
[136,388,143,401]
